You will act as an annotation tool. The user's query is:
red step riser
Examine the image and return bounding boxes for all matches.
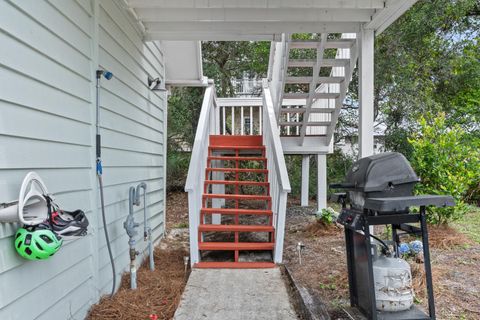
[204,180,269,187]
[206,168,268,173]
[203,194,271,201]
[209,146,266,151]
[199,224,274,233]
[194,262,276,269]
[199,242,274,251]
[208,156,267,161]
[209,135,263,147]
[200,208,273,216]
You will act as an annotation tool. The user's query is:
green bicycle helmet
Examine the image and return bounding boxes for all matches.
[14,226,63,260]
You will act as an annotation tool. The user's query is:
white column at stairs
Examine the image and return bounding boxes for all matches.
[211,160,224,224]
[359,27,375,158]
[317,154,327,212]
[301,155,310,207]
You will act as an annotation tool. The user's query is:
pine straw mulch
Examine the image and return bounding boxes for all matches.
[303,219,341,237]
[88,191,191,320]
[428,224,474,250]
[283,206,480,320]
[87,248,189,320]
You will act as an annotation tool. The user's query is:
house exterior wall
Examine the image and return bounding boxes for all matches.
[0,1,166,319]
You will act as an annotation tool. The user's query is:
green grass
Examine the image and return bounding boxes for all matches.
[173,222,189,229]
[452,205,480,244]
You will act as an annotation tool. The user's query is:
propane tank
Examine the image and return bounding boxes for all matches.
[373,255,414,312]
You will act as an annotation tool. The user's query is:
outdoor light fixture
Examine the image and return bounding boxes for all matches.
[148,76,165,91]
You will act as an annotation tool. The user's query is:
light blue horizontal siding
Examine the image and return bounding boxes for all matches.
[0,1,166,319]
[96,0,166,308]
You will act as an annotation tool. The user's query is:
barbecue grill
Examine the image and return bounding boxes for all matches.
[331,152,454,320]
[332,152,420,212]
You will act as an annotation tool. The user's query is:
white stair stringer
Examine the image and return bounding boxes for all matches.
[276,33,358,149]
[311,33,358,146]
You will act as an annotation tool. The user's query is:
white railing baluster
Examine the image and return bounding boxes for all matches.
[222,106,226,135]
[296,113,299,135]
[259,106,262,134]
[231,107,235,134]
[250,106,253,135]
[286,113,291,135]
[240,106,244,135]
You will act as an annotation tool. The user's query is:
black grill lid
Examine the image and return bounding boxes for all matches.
[333,152,419,193]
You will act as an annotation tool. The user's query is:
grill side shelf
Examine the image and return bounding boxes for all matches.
[363,195,455,212]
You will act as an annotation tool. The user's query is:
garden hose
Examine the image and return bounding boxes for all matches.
[96,69,116,297]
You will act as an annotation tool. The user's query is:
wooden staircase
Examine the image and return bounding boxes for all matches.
[194,135,276,269]
[274,34,357,149]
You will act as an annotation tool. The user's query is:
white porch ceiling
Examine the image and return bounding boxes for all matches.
[125,0,417,41]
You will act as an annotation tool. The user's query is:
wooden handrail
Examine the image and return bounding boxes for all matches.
[262,80,291,193]
[185,83,216,265]
[185,85,215,191]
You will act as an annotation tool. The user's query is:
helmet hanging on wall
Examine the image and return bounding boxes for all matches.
[14,225,63,260]
[41,209,89,240]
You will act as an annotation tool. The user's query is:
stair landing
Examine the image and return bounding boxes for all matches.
[173,268,297,320]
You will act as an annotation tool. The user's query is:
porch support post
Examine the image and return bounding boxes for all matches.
[301,155,310,206]
[317,154,327,211]
[359,27,375,159]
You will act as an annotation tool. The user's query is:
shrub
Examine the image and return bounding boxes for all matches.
[317,208,336,225]
[408,113,480,225]
[166,151,191,192]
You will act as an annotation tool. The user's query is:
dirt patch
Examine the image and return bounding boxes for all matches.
[283,206,480,320]
[166,192,189,230]
[282,265,330,320]
[284,208,349,312]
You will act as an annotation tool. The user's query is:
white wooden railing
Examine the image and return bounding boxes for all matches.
[185,84,218,265]
[217,98,262,135]
[262,79,291,263]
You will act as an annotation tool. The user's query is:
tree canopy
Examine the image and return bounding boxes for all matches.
[372,0,480,154]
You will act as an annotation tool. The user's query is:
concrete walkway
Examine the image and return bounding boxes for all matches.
[174,268,298,320]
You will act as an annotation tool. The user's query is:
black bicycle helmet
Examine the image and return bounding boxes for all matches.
[41,209,89,240]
